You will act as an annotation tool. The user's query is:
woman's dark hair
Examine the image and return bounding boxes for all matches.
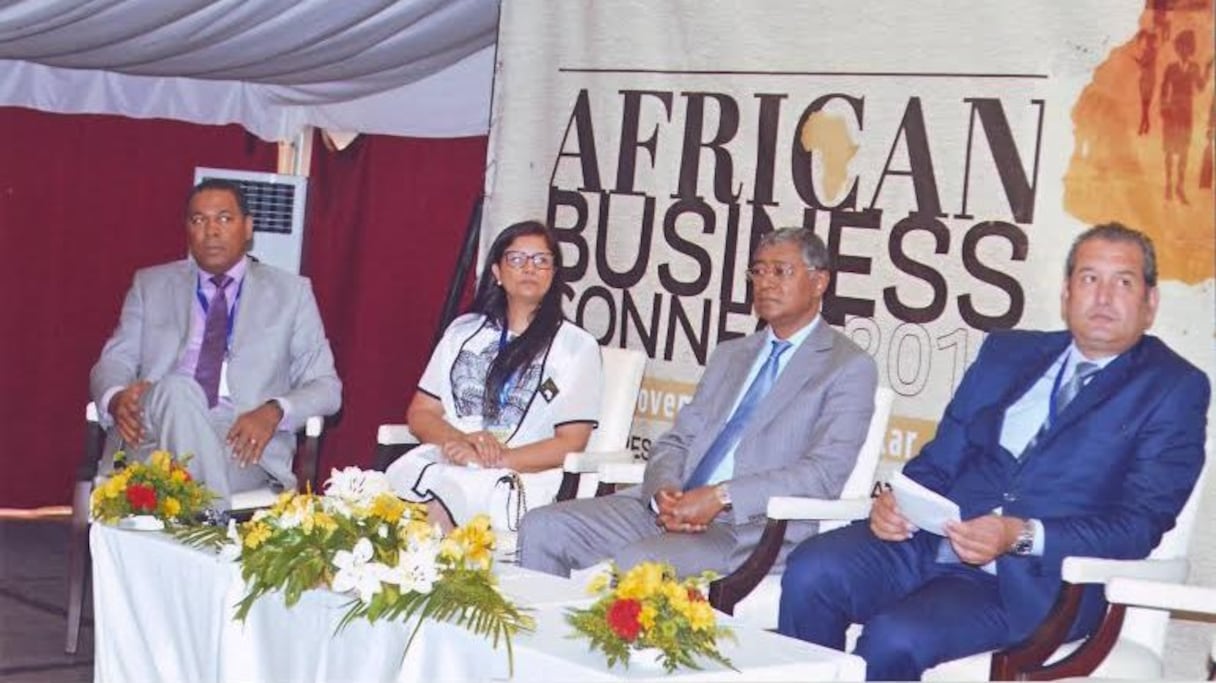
[470,220,565,421]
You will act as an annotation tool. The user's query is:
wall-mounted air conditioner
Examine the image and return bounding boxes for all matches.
[193,167,308,274]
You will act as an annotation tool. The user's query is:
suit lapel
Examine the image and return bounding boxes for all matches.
[747,321,834,436]
[172,262,198,364]
[230,258,257,355]
[972,334,1067,460]
[711,332,767,424]
[1043,338,1143,439]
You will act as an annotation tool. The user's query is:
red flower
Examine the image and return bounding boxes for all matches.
[688,587,706,602]
[606,599,642,642]
[126,484,158,512]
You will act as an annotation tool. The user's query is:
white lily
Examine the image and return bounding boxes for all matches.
[381,546,440,595]
[324,467,393,510]
[332,538,384,603]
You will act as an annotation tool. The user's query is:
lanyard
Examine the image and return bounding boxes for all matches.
[1046,350,1070,426]
[195,274,245,349]
[496,324,520,412]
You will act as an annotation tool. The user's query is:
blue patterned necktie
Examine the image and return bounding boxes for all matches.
[683,340,793,490]
[1022,360,1099,456]
[194,274,232,408]
[938,359,1102,566]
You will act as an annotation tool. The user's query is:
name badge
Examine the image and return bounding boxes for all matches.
[219,360,231,399]
[540,378,559,402]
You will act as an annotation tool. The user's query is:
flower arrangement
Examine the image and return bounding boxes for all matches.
[178,467,533,665]
[566,562,735,673]
[90,450,215,525]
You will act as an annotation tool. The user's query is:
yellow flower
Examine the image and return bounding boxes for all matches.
[368,494,406,524]
[617,562,664,601]
[270,491,297,514]
[401,519,435,545]
[638,602,658,630]
[171,469,188,484]
[442,515,496,569]
[313,511,338,533]
[150,450,172,472]
[162,497,181,518]
[243,521,272,549]
[687,599,716,632]
[100,472,129,500]
[585,572,610,596]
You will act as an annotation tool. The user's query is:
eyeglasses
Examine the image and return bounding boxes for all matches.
[502,250,555,270]
[745,263,815,281]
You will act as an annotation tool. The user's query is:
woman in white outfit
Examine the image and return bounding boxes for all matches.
[387,220,603,532]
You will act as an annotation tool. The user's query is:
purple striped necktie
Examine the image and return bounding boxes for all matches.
[195,274,232,408]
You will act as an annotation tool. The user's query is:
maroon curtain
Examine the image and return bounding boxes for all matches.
[0,107,487,507]
[303,132,487,476]
[0,107,278,508]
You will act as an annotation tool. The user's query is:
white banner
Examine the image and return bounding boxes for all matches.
[484,0,1215,468]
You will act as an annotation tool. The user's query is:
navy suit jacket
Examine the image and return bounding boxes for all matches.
[903,329,1209,637]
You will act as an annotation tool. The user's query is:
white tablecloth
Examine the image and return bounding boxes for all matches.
[91,524,864,682]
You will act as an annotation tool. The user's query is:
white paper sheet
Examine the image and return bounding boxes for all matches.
[889,472,961,536]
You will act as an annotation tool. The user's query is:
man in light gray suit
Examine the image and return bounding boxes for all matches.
[519,228,877,577]
[91,179,341,506]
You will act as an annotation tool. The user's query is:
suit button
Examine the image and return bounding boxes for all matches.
[1003,492,1017,502]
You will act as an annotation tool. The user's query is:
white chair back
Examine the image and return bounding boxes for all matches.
[584,346,647,452]
[732,384,895,629]
[1118,441,1210,656]
[824,386,895,533]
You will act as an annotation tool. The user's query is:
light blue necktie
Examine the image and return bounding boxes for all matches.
[683,340,792,490]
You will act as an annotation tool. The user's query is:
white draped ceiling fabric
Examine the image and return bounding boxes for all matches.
[0,0,498,140]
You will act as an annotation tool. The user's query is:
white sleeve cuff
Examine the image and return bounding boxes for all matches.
[1031,518,1046,556]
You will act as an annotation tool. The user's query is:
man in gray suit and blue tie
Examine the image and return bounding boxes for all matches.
[91,179,342,507]
[519,228,878,577]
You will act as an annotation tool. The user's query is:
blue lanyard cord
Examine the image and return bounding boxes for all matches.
[496,324,521,414]
[1046,351,1070,426]
[195,274,245,349]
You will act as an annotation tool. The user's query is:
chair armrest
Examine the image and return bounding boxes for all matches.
[991,556,1189,680]
[599,462,645,485]
[1061,556,1188,585]
[231,488,280,511]
[377,424,419,446]
[767,496,872,521]
[295,416,326,493]
[562,449,634,473]
[1106,578,1216,614]
[556,450,637,502]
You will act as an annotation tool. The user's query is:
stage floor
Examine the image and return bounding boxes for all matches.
[0,519,92,683]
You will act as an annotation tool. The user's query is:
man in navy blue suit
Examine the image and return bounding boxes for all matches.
[776,223,1210,680]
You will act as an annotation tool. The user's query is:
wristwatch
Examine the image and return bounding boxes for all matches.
[1010,519,1036,556]
[714,483,733,511]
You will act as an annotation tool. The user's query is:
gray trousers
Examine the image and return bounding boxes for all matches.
[517,492,738,578]
[121,375,293,508]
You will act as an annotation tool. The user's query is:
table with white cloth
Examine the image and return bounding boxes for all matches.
[91,524,864,682]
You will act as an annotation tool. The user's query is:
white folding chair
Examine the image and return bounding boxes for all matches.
[763,437,1210,680]
[65,401,325,654]
[375,345,647,503]
[591,386,896,624]
[923,452,1210,680]
[1102,577,1216,680]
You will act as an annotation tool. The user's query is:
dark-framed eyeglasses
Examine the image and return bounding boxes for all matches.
[745,263,815,281]
[502,250,555,270]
